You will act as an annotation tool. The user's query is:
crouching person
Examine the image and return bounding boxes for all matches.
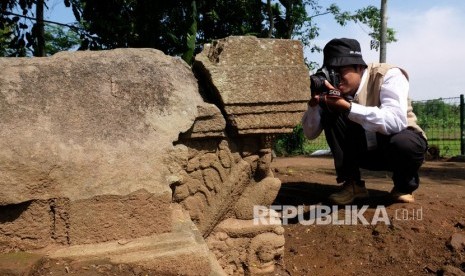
[302,38,428,204]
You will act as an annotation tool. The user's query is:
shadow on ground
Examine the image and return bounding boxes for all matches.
[271,181,396,225]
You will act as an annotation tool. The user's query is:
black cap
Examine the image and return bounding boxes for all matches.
[323,38,367,67]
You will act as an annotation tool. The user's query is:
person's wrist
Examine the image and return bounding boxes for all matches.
[308,97,319,107]
[344,101,352,116]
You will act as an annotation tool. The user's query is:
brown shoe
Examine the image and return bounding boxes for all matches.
[390,188,415,203]
[329,180,369,205]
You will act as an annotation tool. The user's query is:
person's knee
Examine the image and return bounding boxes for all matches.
[389,133,413,153]
[389,131,425,156]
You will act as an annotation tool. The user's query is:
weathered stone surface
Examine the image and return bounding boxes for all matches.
[34,206,226,276]
[0,49,204,249]
[173,135,285,275]
[207,212,284,275]
[0,200,54,251]
[0,48,203,205]
[67,190,172,244]
[0,36,312,274]
[194,36,309,135]
[181,102,226,139]
[233,177,281,220]
[184,143,253,235]
[0,252,43,276]
[447,233,465,252]
[439,265,465,276]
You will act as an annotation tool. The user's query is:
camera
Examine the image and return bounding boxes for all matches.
[310,67,341,95]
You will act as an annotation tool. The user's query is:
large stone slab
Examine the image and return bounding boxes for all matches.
[194,36,310,135]
[0,206,226,275]
[40,206,226,276]
[0,49,205,248]
[0,49,203,205]
[0,191,172,249]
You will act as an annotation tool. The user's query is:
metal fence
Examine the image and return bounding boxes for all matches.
[414,95,464,157]
[303,95,465,158]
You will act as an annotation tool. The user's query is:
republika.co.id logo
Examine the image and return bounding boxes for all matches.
[253,205,423,226]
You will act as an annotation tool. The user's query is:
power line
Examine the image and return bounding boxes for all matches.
[3,10,80,31]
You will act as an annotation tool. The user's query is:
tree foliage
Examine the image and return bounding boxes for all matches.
[44,24,79,55]
[329,4,396,51]
[0,0,82,56]
[1,0,396,64]
[412,100,461,130]
[0,0,35,56]
[73,0,267,60]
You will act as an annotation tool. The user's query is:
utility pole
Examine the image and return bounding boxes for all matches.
[35,0,46,57]
[379,0,387,62]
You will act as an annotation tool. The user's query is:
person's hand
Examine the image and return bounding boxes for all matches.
[308,80,351,114]
[324,79,337,90]
[319,93,351,113]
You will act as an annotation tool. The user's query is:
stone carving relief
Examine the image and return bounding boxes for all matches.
[0,36,309,275]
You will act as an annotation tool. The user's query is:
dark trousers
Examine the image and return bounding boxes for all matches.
[322,112,428,193]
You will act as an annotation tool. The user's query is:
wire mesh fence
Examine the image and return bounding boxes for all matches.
[413,95,464,157]
[298,95,465,158]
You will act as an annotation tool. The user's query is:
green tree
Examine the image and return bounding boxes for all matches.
[1,1,395,63]
[71,0,394,65]
[73,0,266,60]
[1,0,26,56]
[0,0,82,56]
[1,0,41,56]
[44,24,80,55]
[0,24,15,56]
[330,4,397,51]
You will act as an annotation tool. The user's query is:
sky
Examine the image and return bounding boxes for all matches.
[44,0,465,101]
[306,0,465,101]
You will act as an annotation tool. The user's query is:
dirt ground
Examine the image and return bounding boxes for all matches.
[271,156,465,276]
[6,157,465,276]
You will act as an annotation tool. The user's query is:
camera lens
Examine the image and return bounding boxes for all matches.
[310,75,327,92]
